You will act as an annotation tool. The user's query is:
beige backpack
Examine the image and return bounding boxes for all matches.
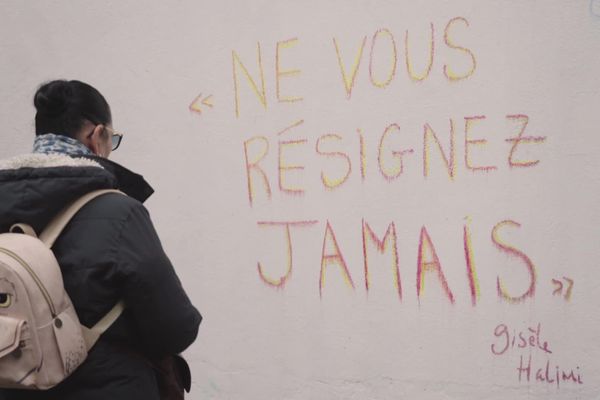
[0,189,125,390]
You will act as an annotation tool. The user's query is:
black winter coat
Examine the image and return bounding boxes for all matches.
[0,152,202,400]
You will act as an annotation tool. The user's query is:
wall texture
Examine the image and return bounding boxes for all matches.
[1,1,599,398]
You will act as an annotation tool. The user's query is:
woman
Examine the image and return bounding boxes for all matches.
[0,80,202,399]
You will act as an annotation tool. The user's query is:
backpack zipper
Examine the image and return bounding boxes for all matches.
[0,247,57,318]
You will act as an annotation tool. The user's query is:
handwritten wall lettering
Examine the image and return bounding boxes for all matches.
[254,219,541,303]
[184,14,572,306]
[491,323,583,388]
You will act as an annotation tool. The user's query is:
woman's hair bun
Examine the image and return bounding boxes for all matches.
[34,79,111,137]
[34,80,73,117]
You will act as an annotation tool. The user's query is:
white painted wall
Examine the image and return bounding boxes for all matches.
[1,1,599,398]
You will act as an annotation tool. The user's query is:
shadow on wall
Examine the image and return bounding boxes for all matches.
[592,0,600,18]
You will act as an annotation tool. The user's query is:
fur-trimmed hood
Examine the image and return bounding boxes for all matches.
[0,152,104,171]
[0,152,154,234]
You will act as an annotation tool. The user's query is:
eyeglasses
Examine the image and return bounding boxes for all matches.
[85,123,124,151]
[83,114,123,151]
[103,126,124,151]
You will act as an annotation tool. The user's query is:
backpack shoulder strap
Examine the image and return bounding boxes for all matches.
[40,189,127,248]
[81,300,125,350]
[43,189,128,348]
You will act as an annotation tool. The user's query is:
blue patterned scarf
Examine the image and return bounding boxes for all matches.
[33,133,93,156]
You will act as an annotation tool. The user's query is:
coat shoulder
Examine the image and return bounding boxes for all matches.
[75,192,145,222]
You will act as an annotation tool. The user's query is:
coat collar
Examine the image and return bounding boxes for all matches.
[69,154,155,203]
[0,152,154,203]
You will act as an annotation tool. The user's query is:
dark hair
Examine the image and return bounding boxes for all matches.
[34,80,111,137]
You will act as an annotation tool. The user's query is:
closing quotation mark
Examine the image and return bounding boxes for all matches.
[551,277,574,301]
